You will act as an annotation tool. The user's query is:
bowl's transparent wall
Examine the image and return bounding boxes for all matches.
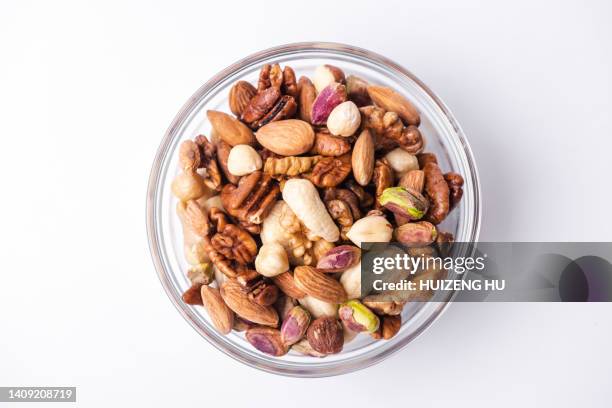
[148,44,480,377]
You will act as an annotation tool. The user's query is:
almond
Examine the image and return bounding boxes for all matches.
[273,272,306,299]
[351,129,375,186]
[293,266,347,304]
[220,279,278,327]
[256,119,314,156]
[200,286,234,334]
[367,85,420,126]
[206,110,255,146]
[229,81,257,117]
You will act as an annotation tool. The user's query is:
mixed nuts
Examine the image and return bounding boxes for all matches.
[171,62,464,358]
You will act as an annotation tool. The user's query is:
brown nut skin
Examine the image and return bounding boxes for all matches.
[395,221,437,246]
[373,159,394,206]
[206,110,255,146]
[346,75,372,107]
[444,172,464,210]
[371,315,401,340]
[399,170,425,193]
[241,87,281,125]
[273,272,307,299]
[316,245,361,273]
[215,140,240,184]
[200,286,234,335]
[181,283,204,305]
[352,129,375,186]
[294,266,348,304]
[297,76,316,123]
[280,306,311,345]
[246,327,288,356]
[310,131,351,157]
[229,81,257,117]
[367,85,420,126]
[417,152,438,168]
[423,162,450,225]
[307,316,344,355]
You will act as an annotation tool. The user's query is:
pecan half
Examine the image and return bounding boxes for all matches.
[254,95,297,129]
[194,135,222,191]
[203,208,257,278]
[220,171,279,225]
[245,64,298,129]
[306,154,352,188]
[310,130,351,157]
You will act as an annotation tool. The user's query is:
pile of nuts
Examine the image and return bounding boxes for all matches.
[172,63,464,357]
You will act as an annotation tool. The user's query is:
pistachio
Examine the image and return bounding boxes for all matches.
[384,148,419,177]
[395,221,437,246]
[292,338,326,357]
[316,245,361,273]
[379,187,429,221]
[280,306,311,345]
[338,300,380,333]
[307,316,344,355]
[245,327,288,356]
[311,83,347,125]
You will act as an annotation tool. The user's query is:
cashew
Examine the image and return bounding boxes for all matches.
[346,215,393,248]
[255,242,289,277]
[282,178,340,242]
[299,295,338,318]
[227,144,262,176]
[384,148,419,177]
[340,261,362,299]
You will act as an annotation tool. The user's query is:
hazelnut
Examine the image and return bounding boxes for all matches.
[326,101,361,137]
[227,144,262,176]
[171,171,208,201]
[255,242,289,278]
[384,148,419,176]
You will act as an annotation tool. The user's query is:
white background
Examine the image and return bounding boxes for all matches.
[1,0,611,406]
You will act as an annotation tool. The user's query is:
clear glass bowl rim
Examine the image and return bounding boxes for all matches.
[146,41,481,377]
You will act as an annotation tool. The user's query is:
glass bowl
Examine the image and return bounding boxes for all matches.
[147,42,481,377]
